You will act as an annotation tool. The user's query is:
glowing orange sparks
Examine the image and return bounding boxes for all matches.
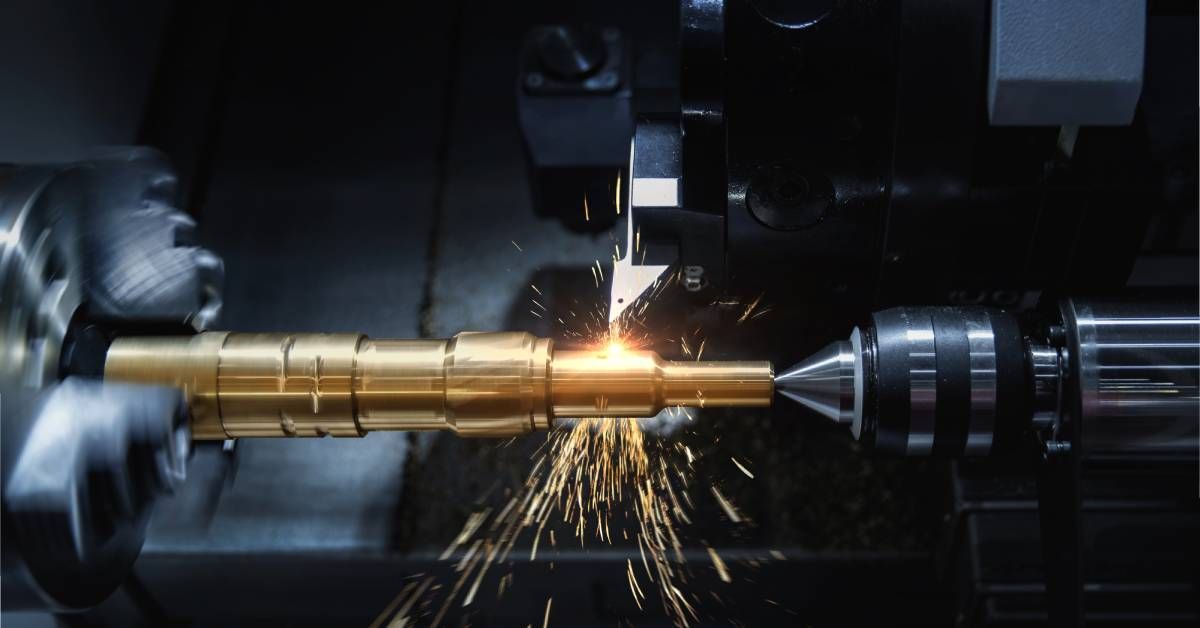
[378,255,755,627]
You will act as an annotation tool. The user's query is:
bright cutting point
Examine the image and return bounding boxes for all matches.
[609,139,669,324]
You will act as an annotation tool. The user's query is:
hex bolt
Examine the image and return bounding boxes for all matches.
[682,266,706,292]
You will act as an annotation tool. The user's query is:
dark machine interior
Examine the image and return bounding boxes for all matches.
[1,1,1197,626]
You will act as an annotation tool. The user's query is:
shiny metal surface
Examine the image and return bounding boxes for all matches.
[849,327,865,438]
[2,160,201,611]
[905,310,937,456]
[5,379,188,610]
[1064,299,1199,457]
[0,166,83,414]
[778,307,1013,457]
[1028,342,1062,432]
[101,332,229,439]
[964,310,997,455]
[1,165,87,609]
[553,346,772,415]
[609,134,670,324]
[774,340,856,426]
[534,26,607,80]
[106,332,773,438]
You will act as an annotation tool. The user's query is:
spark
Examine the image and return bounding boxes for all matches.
[737,293,765,324]
[380,269,756,627]
[710,486,743,523]
[369,580,417,628]
[511,240,524,252]
[731,458,754,479]
[615,172,622,215]
[463,540,496,606]
[706,547,732,583]
[627,558,646,609]
[414,414,699,626]
[441,509,490,560]
[542,596,553,628]
[769,550,785,561]
[456,538,483,572]
[497,573,513,599]
[529,516,548,561]
[369,576,434,628]
[431,536,485,627]
[584,196,590,222]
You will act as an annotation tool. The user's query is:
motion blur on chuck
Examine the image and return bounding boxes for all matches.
[1,1,1197,626]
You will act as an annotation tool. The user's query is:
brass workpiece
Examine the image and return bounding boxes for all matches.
[104,332,774,439]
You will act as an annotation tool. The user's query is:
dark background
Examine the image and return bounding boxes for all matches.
[0,1,1195,626]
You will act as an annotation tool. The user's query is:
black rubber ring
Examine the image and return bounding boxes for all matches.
[872,307,913,455]
[989,309,1028,454]
[931,308,971,456]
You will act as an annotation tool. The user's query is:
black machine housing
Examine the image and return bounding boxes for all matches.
[517,2,1199,626]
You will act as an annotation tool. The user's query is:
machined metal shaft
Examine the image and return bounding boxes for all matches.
[105,332,773,439]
